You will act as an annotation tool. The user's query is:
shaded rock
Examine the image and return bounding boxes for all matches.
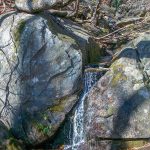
[85,33,150,149]
[18,94,78,145]
[0,12,82,145]
[0,121,25,149]
[0,121,9,147]
[57,17,103,63]
[5,138,25,150]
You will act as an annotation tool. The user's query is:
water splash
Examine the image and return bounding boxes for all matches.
[72,70,101,150]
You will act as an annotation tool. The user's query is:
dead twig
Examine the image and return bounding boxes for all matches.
[85,67,110,73]
[91,0,101,25]
[93,16,150,41]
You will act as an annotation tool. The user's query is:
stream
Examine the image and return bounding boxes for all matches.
[66,68,102,150]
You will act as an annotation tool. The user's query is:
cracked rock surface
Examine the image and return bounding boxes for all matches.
[0,12,82,144]
[85,33,150,149]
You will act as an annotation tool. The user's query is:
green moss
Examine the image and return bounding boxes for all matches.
[49,99,66,112]
[6,138,24,150]
[57,33,76,44]
[126,140,147,148]
[112,140,148,150]
[13,19,26,52]
[111,63,127,87]
[36,123,52,136]
[49,105,64,112]
[49,96,69,112]
[111,72,127,87]
[30,112,53,136]
[31,0,38,2]
[107,106,116,117]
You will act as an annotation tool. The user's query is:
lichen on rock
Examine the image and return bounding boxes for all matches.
[85,33,150,150]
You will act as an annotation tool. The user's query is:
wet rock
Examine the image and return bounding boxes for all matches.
[0,12,82,145]
[85,33,150,149]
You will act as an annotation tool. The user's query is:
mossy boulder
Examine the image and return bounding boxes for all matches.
[84,33,150,149]
[0,12,83,145]
[13,94,78,145]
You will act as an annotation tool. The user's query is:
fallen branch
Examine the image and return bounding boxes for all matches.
[91,0,102,25]
[85,67,110,73]
[93,16,150,41]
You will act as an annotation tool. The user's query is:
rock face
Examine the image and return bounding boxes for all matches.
[57,17,102,63]
[0,12,82,144]
[85,33,150,149]
[15,0,72,13]
[126,0,150,17]
[117,0,150,19]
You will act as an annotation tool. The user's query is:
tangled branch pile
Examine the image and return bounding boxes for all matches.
[0,0,15,14]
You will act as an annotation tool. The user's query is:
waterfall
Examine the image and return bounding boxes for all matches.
[71,69,101,150]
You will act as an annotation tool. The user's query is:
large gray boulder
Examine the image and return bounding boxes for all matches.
[15,0,73,13]
[0,12,82,144]
[85,33,150,149]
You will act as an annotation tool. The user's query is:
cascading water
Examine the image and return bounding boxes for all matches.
[71,69,101,150]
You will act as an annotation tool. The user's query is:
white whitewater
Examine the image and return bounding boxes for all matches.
[71,71,100,150]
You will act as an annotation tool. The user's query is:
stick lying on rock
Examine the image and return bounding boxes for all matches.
[85,67,110,72]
